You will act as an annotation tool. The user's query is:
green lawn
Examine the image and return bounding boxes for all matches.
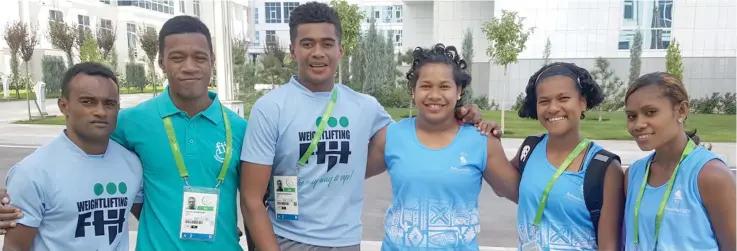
[14,108,736,142]
[0,87,167,101]
[385,108,736,142]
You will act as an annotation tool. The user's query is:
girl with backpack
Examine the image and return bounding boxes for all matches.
[508,62,625,251]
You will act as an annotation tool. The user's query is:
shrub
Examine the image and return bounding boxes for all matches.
[125,63,147,92]
[374,85,411,108]
[41,55,66,96]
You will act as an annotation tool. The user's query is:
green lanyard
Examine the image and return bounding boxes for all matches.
[298,87,338,167]
[533,138,591,227]
[162,104,233,188]
[633,139,696,247]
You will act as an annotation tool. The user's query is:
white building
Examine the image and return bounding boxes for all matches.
[403,0,736,109]
[0,0,249,83]
[248,0,403,59]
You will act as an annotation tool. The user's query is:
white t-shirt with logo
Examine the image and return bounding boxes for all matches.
[6,132,143,251]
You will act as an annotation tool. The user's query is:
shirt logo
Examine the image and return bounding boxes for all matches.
[520,145,531,162]
[75,182,129,245]
[297,116,352,172]
[450,152,473,174]
[214,141,226,163]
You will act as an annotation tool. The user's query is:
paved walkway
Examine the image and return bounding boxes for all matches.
[0,93,154,123]
[1,123,734,166]
[0,232,518,251]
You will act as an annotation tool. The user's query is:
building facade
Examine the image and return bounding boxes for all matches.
[0,0,249,84]
[401,0,495,100]
[402,0,736,109]
[248,0,403,59]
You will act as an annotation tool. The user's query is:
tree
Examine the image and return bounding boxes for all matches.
[259,38,296,87]
[357,19,388,94]
[232,36,248,66]
[397,48,413,65]
[462,28,474,72]
[4,21,24,98]
[591,57,625,120]
[628,30,643,84]
[20,22,39,120]
[138,26,159,96]
[384,31,399,85]
[666,38,684,80]
[481,9,535,131]
[349,33,365,90]
[79,30,104,63]
[96,25,117,60]
[329,0,364,84]
[258,55,293,87]
[264,38,286,65]
[47,21,77,67]
[460,28,475,105]
[542,37,552,66]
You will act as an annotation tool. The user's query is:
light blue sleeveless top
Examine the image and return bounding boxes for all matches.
[381,118,488,251]
[624,146,722,251]
[517,135,605,250]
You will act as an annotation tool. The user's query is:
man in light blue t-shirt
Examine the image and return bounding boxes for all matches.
[239,3,484,251]
[3,62,143,251]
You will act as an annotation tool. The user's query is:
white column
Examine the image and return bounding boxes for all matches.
[213,0,244,117]
[2,76,8,99]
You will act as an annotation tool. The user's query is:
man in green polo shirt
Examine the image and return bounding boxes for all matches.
[111,15,247,251]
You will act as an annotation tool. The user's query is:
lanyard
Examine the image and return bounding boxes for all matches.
[298,87,338,167]
[162,104,233,188]
[633,139,696,247]
[533,138,591,227]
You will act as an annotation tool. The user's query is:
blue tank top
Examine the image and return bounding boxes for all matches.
[381,118,488,251]
[624,146,721,251]
[516,135,606,250]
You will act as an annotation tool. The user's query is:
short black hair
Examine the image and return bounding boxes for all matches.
[405,43,471,107]
[61,62,118,98]
[518,62,604,119]
[288,2,342,43]
[158,15,213,57]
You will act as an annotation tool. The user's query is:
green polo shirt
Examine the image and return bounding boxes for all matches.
[112,88,247,251]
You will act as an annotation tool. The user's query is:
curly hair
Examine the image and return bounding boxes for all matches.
[626,72,702,145]
[518,62,604,119]
[288,2,342,43]
[405,43,471,107]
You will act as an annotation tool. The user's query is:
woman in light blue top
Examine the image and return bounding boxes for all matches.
[511,62,625,251]
[623,72,735,251]
[364,44,517,251]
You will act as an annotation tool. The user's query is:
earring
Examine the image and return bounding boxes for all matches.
[580,112,586,120]
[678,117,684,123]
[457,96,461,101]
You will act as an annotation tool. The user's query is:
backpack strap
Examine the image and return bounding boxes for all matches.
[518,134,545,174]
[583,149,620,244]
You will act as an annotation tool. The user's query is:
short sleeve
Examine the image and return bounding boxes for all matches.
[240,98,279,165]
[111,109,132,150]
[370,97,393,137]
[5,164,45,228]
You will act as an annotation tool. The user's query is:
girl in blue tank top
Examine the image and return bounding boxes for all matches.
[623,72,735,251]
[364,44,517,251]
[511,63,625,250]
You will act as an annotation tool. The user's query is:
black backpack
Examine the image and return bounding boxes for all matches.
[517,134,620,243]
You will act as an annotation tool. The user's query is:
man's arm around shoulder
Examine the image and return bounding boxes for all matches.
[4,225,37,251]
[240,98,280,251]
[3,164,46,251]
